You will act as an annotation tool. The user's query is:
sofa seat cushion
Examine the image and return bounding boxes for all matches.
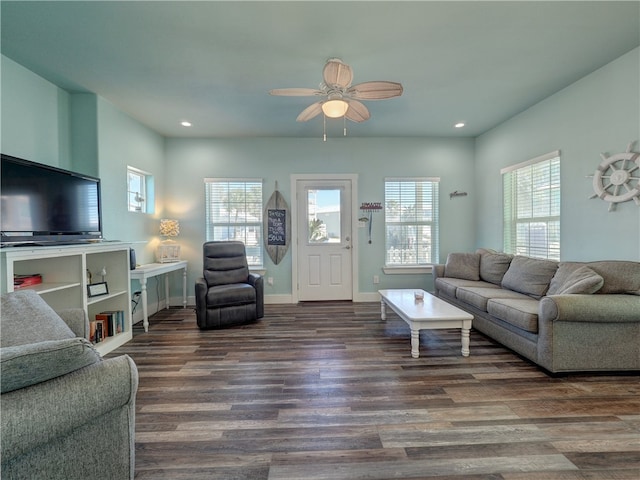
[487,298,541,333]
[435,278,498,298]
[206,283,256,308]
[444,253,481,281]
[501,256,558,299]
[1,337,101,393]
[456,287,531,312]
[548,263,604,295]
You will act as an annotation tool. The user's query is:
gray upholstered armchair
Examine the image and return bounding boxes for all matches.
[195,241,264,329]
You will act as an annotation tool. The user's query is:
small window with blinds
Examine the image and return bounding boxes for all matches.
[204,178,263,266]
[502,151,561,260]
[384,178,440,265]
[127,166,152,213]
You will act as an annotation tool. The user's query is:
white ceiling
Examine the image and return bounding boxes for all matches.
[2,1,639,138]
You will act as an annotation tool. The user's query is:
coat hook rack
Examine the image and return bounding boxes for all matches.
[360,202,383,244]
[449,191,468,199]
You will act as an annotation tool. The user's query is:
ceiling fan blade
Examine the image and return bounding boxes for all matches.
[296,101,323,122]
[269,88,323,97]
[323,59,353,89]
[345,100,370,123]
[347,81,404,100]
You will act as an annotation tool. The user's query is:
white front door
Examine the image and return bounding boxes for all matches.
[295,178,353,301]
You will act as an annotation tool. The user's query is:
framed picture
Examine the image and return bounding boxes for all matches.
[87,282,109,298]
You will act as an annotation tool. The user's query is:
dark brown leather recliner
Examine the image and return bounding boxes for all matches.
[195,241,264,329]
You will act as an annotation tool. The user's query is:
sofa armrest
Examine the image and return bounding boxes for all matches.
[432,264,445,280]
[540,294,640,323]
[56,308,89,339]
[1,354,138,463]
[1,338,102,393]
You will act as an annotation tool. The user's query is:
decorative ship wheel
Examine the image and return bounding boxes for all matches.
[588,141,640,212]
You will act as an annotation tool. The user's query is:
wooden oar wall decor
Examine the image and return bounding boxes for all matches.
[263,182,291,265]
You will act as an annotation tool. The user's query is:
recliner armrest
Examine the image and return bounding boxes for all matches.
[248,273,264,318]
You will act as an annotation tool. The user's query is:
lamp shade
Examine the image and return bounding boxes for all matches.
[159,219,180,237]
[322,99,349,118]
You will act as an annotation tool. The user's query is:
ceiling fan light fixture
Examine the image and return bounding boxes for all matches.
[322,99,349,118]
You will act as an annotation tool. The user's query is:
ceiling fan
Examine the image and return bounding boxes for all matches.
[269,58,403,123]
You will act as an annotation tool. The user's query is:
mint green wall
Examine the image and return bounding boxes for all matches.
[1,55,70,167]
[475,47,640,261]
[4,46,638,304]
[95,97,165,264]
[164,137,476,296]
[70,93,98,177]
[1,55,166,305]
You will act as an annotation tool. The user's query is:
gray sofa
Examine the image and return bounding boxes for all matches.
[1,290,138,480]
[433,249,640,373]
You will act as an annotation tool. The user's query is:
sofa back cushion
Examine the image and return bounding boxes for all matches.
[478,251,513,285]
[501,256,558,299]
[548,262,604,295]
[1,290,74,348]
[444,253,480,281]
[587,261,640,295]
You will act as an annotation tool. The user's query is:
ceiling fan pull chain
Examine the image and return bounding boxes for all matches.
[343,116,347,136]
[323,114,327,142]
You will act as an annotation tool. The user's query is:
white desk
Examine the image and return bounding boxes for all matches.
[131,261,188,332]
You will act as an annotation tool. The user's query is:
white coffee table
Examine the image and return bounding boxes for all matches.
[379,289,473,358]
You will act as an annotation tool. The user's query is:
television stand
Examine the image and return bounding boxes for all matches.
[1,242,133,355]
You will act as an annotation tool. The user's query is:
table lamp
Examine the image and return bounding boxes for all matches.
[156,219,181,263]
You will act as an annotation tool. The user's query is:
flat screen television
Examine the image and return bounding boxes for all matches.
[1,154,103,247]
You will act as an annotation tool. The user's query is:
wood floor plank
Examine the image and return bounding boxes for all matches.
[107,302,639,479]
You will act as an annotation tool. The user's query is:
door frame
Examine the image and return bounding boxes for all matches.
[290,173,359,303]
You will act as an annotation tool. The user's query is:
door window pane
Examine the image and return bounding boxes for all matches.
[307,189,341,244]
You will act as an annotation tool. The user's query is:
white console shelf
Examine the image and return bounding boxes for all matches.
[1,242,133,355]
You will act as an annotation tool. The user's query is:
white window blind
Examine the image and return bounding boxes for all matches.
[384,178,440,265]
[204,178,263,266]
[502,151,560,260]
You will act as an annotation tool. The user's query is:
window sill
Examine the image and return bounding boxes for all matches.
[382,265,433,275]
[250,268,266,276]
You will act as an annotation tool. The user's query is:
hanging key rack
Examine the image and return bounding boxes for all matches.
[359,202,383,244]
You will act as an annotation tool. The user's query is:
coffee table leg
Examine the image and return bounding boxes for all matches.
[411,329,420,358]
[380,300,387,321]
[461,327,470,357]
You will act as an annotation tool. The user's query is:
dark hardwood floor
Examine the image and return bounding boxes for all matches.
[109,302,640,479]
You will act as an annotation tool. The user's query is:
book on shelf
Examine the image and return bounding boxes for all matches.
[94,310,125,342]
[89,321,97,343]
[94,320,105,343]
[102,310,125,334]
[14,273,43,289]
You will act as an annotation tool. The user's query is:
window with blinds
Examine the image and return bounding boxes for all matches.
[204,178,263,266]
[502,151,560,260]
[384,178,440,265]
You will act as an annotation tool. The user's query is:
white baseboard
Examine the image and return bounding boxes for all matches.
[133,293,381,321]
[265,294,294,304]
[353,292,381,302]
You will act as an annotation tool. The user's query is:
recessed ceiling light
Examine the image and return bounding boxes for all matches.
[454,122,465,128]
[181,121,192,127]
